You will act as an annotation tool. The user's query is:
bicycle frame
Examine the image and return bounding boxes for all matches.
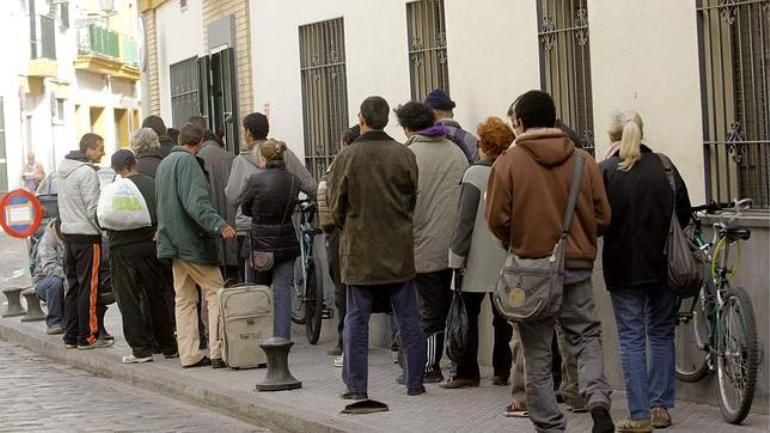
[297,205,315,301]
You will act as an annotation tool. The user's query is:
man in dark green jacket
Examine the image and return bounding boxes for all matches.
[155,123,236,369]
[329,96,426,401]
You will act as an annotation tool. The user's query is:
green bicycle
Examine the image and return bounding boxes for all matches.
[674,198,759,424]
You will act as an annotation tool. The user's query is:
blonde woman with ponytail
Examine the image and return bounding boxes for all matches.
[239,139,302,339]
[600,111,692,432]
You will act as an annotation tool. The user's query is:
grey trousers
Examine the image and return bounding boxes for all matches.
[517,278,612,432]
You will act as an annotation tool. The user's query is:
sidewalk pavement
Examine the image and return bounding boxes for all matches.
[1,233,768,433]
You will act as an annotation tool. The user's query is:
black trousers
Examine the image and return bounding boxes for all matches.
[326,229,346,349]
[63,237,102,346]
[415,269,453,371]
[455,292,513,380]
[111,241,177,357]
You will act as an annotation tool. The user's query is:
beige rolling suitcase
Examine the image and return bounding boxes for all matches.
[218,284,273,369]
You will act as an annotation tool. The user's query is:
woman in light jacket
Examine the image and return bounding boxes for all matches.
[442,117,513,388]
[600,111,691,433]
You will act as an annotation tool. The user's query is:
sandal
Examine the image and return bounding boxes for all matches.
[504,401,529,418]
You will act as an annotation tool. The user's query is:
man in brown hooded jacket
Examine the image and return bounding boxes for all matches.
[485,90,614,433]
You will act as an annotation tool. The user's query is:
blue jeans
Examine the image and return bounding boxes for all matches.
[35,276,64,327]
[611,285,678,420]
[343,281,426,394]
[253,259,294,339]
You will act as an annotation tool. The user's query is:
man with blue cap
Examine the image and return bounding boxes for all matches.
[424,89,478,162]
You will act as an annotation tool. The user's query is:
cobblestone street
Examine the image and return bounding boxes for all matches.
[0,339,268,433]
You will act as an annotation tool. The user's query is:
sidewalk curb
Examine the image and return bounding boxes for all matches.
[0,320,371,433]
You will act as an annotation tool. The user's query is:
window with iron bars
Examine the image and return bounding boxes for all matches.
[536,0,594,155]
[406,0,450,102]
[299,18,349,181]
[697,0,769,209]
[170,57,201,130]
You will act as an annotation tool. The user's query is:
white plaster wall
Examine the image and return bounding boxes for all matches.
[444,0,540,131]
[588,0,706,204]
[155,0,205,126]
[249,0,417,162]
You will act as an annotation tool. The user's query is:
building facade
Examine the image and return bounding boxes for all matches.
[141,0,769,411]
[0,0,142,193]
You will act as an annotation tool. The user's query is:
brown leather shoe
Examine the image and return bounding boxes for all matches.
[650,407,672,429]
[439,377,479,389]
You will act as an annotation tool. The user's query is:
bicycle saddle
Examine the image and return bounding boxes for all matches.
[724,227,751,241]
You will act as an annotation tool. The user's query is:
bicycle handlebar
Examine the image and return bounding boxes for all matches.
[691,201,735,213]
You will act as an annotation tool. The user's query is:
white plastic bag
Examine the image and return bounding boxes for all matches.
[97,177,152,230]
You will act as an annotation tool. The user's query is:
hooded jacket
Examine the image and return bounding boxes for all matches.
[56,150,101,236]
[407,126,468,273]
[485,128,611,270]
[32,220,65,284]
[225,140,317,232]
[438,118,479,163]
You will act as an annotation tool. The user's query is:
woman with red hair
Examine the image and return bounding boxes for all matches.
[443,117,514,389]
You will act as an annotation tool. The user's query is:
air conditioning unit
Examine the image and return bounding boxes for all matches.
[100,0,117,15]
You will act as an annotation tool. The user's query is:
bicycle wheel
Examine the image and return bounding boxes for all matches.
[675,293,710,382]
[303,256,324,345]
[716,287,759,424]
[291,257,306,325]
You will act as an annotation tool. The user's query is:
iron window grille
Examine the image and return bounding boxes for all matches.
[537,0,594,155]
[169,57,201,130]
[406,0,450,102]
[299,17,349,181]
[697,0,769,209]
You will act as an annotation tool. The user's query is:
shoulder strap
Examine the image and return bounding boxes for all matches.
[561,151,585,234]
[656,153,676,192]
[656,153,678,218]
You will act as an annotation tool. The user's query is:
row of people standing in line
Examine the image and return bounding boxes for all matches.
[319,89,690,433]
[51,87,690,433]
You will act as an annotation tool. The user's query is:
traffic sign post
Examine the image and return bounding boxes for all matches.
[0,189,44,239]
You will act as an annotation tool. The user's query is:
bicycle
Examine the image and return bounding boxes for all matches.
[290,199,325,344]
[674,198,759,424]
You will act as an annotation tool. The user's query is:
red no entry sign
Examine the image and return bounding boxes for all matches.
[0,189,44,238]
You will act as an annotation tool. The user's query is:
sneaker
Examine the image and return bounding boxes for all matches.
[164,351,180,359]
[64,343,77,349]
[46,325,64,335]
[423,369,444,384]
[650,407,672,429]
[211,358,226,369]
[333,355,344,368]
[391,350,399,364]
[591,406,616,433]
[122,354,153,364]
[78,339,115,350]
[616,417,653,433]
[327,345,342,356]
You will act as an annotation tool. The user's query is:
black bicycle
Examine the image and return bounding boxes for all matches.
[290,199,325,344]
[675,199,759,424]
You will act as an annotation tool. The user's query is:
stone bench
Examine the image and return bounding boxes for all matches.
[21,287,45,322]
[2,287,25,318]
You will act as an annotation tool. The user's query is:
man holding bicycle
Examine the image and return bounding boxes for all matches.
[329,96,426,401]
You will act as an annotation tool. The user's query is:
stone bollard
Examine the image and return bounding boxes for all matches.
[2,287,25,318]
[255,337,302,391]
[21,287,45,322]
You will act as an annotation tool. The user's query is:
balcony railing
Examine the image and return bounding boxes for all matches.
[78,25,138,66]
